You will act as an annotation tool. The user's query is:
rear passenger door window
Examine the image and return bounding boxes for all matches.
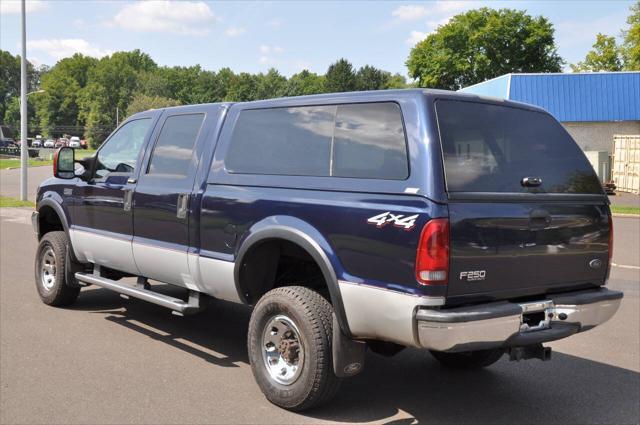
[224,102,408,180]
[147,113,205,177]
[225,106,334,176]
[332,103,408,179]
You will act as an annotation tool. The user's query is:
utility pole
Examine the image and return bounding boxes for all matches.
[20,0,28,201]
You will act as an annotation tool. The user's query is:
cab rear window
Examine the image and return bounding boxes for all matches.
[435,100,602,194]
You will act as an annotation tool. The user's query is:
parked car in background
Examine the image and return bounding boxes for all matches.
[0,125,15,147]
[68,136,81,149]
[43,139,55,148]
[54,138,69,148]
[32,135,43,148]
[80,139,88,149]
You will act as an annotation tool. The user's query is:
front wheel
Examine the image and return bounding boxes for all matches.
[430,348,504,369]
[248,286,341,411]
[34,231,80,306]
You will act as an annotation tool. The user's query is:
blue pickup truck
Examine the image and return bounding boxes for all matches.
[32,89,622,410]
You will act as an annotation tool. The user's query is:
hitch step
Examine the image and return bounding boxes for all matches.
[75,272,203,315]
[508,344,552,362]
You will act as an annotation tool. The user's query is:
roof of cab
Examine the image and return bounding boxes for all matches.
[150,88,548,115]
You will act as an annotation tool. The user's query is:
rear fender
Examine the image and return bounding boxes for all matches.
[235,215,352,337]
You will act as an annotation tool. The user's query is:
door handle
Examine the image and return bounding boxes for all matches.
[123,189,133,212]
[177,193,189,219]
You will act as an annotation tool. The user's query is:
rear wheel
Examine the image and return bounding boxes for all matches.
[248,286,341,411]
[430,348,504,369]
[34,231,80,306]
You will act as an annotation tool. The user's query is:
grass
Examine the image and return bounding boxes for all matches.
[0,149,96,170]
[0,196,35,208]
[610,205,640,216]
[0,158,52,169]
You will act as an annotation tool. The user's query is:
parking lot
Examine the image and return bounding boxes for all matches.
[0,205,638,424]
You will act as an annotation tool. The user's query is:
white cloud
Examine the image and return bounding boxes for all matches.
[27,39,113,60]
[392,5,428,21]
[406,30,428,45]
[0,0,48,15]
[111,1,218,36]
[259,45,284,55]
[224,26,246,37]
[391,2,471,21]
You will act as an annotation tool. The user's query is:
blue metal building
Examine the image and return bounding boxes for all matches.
[460,72,640,185]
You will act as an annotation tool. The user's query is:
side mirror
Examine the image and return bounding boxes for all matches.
[53,147,75,179]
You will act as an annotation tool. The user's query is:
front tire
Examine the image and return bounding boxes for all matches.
[248,286,341,411]
[430,348,504,369]
[34,231,80,306]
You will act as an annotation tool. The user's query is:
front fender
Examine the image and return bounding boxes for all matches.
[235,215,352,337]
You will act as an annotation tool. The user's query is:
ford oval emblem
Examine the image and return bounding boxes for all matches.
[589,259,603,270]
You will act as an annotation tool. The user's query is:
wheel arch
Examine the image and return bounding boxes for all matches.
[234,216,352,337]
[36,196,69,240]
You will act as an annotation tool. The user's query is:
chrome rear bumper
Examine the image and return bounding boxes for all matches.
[417,288,623,352]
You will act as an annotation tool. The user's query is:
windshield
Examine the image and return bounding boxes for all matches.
[435,100,602,194]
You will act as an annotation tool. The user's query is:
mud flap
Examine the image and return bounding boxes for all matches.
[332,314,366,378]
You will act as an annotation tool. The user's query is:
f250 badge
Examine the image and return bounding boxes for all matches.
[460,270,487,281]
[367,212,418,230]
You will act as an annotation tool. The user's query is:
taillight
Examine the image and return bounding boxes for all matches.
[416,218,449,285]
[608,214,614,264]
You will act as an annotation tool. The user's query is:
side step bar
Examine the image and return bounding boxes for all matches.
[75,272,203,315]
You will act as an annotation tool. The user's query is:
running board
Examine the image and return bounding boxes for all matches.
[75,272,203,315]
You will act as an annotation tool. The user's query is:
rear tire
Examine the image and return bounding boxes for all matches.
[248,286,341,411]
[430,348,504,369]
[34,231,81,306]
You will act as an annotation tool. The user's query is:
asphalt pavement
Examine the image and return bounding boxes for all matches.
[0,207,638,424]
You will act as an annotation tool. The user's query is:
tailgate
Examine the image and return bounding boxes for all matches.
[447,202,610,298]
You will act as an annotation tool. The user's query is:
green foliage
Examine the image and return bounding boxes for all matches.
[622,1,640,70]
[126,93,181,117]
[324,59,357,92]
[407,8,564,89]
[35,54,97,137]
[284,70,325,96]
[0,50,39,122]
[3,97,36,137]
[355,65,390,91]
[571,34,622,72]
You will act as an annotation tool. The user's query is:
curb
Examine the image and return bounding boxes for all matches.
[612,213,640,218]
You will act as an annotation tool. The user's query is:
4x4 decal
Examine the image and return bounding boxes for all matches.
[367,212,418,230]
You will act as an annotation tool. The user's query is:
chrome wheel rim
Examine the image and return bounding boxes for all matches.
[40,247,57,291]
[261,314,305,385]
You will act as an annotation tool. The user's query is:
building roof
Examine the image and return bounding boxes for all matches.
[459,72,640,122]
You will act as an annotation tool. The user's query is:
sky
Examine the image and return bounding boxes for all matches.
[0,0,636,78]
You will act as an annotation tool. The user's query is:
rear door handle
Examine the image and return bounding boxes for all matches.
[177,193,189,219]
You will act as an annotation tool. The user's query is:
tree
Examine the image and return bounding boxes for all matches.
[324,59,356,92]
[35,54,97,137]
[571,34,622,72]
[0,50,38,121]
[78,50,157,147]
[3,97,36,137]
[407,8,564,90]
[256,68,288,99]
[622,1,640,70]
[225,72,260,101]
[126,93,181,117]
[355,65,390,91]
[284,70,325,96]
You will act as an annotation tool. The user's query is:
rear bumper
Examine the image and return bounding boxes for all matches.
[416,288,623,352]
